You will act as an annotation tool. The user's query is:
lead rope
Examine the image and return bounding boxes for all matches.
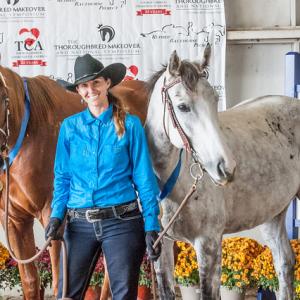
[150,175,201,300]
[3,157,71,300]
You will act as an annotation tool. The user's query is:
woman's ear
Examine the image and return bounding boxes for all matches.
[106,78,112,89]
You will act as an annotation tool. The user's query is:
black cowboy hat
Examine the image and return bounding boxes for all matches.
[57,54,126,92]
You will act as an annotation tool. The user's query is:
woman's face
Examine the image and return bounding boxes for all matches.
[76,77,111,107]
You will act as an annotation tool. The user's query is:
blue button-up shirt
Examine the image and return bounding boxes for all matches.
[50,104,160,231]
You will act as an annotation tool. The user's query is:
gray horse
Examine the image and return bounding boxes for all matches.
[145,46,299,299]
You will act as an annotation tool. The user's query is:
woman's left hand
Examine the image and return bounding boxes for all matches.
[145,231,161,261]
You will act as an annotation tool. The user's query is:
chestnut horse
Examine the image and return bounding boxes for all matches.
[0,65,148,300]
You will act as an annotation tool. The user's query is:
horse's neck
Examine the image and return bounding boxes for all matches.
[9,79,82,148]
[145,76,181,182]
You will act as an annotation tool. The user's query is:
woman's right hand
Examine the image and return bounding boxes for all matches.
[45,217,62,241]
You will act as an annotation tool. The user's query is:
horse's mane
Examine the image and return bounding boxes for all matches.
[146,65,166,95]
[0,66,80,137]
[146,60,202,96]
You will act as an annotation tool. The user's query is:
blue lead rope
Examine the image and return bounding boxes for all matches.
[3,78,30,170]
[157,149,183,202]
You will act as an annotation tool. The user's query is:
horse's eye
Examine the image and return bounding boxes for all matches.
[177,103,191,112]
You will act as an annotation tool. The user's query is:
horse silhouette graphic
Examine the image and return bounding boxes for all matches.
[97,24,115,42]
[141,22,225,45]
[6,0,20,5]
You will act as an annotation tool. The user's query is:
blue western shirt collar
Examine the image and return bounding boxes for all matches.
[82,104,113,125]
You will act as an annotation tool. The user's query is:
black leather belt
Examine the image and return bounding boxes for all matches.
[67,200,139,223]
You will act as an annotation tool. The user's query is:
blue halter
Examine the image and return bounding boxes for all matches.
[3,78,30,169]
[157,149,183,202]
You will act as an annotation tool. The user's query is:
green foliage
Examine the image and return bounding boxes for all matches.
[89,255,105,287]
[0,258,21,290]
[175,269,199,287]
[138,254,152,288]
[257,275,279,292]
[36,248,52,289]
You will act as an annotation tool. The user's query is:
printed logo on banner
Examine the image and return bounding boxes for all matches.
[140,22,225,46]
[0,1,45,18]
[174,0,223,11]
[68,0,127,10]
[124,65,139,81]
[54,25,141,59]
[99,0,127,10]
[97,24,115,42]
[5,0,19,5]
[135,0,171,14]
[12,27,47,67]
[136,8,171,16]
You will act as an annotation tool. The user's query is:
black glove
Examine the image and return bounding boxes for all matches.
[145,231,161,261]
[45,217,62,241]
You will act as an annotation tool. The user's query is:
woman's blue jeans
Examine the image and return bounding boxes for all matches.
[57,212,146,300]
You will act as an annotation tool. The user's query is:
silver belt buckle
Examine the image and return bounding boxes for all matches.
[85,209,100,223]
[126,201,136,212]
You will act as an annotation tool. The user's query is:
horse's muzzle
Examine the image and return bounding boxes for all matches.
[214,158,236,185]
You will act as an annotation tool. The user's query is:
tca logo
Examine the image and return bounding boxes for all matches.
[15,28,44,51]
[97,24,115,42]
[5,0,20,5]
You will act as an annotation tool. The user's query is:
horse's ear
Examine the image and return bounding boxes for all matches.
[200,43,211,70]
[168,50,181,76]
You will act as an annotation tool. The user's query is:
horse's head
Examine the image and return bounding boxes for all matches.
[152,45,236,186]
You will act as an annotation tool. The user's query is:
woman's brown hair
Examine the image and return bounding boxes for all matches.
[108,92,127,137]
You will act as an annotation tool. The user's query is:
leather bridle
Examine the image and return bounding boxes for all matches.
[161,76,204,178]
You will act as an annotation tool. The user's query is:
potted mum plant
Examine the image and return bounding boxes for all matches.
[137,253,152,300]
[251,245,278,294]
[36,247,52,295]
[221,237,264,300]
[174,241,200,300]
[252,240,300,299]
[292,239,300,299]
[0,242,21,292]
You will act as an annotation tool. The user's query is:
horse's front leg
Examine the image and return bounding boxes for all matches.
[194,235,222,300]
[155,237,176,300]
[3,216,41,300]
[259,208,294,300]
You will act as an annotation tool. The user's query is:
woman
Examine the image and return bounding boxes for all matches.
[45,54,161,300]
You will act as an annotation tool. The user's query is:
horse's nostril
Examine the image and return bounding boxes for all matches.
[217,159,226,178]
[217,159,235,182]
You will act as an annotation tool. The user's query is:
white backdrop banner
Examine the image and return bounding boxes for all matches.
[0,0,226,109]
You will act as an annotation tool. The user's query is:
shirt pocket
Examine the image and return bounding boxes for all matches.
[69,139,91,170]
[101,144,128,171]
